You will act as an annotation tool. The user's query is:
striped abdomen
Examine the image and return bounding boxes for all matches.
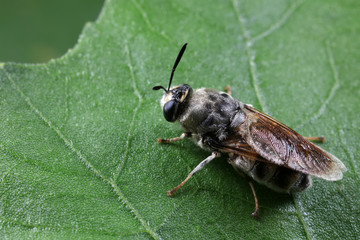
[228,156,312,193]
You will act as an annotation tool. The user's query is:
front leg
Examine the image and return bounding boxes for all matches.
[157,132,193,143]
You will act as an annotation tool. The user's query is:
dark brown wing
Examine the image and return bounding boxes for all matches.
[219,105,346,181]
[206,135,267,162]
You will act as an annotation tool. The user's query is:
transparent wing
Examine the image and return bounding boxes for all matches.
[234,105,346,180]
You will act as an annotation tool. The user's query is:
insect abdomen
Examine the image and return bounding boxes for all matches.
[229,157,312,193]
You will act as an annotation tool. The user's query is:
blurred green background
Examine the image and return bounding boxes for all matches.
[0,0,104,63]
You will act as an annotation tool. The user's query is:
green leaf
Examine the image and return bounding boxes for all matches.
[1,0,359,239]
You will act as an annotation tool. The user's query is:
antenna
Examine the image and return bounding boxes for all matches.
[168,43,187,91]
[153,43,187,92]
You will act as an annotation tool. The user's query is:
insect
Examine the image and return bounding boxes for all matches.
[153,43,347,218]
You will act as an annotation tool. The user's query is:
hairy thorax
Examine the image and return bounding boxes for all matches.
[179,88,241,140]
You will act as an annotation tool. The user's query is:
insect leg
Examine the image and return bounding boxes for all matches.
[228,158,260,218]
[224,86,232,95]
[158,132,192,143]
[305,136,326,143]
[235,175,260,218]
[168,151,221,196]
[248,181,260,218]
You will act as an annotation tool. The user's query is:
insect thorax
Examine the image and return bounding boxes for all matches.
[179,88,242,139]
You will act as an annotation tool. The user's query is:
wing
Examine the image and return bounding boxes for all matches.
[230,105,346,181]
[208,104,347,181]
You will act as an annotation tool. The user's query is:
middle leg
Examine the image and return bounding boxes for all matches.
[168,151,221,196]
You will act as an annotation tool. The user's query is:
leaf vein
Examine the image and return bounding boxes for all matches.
[155,188,200,232]
[252,0,305,43]
[3,69,105,181]
[0,144,26,185]
[292,194,313,239]
[337,129,358,178]
[113,44,143,181]
[109,179,160,239]
[215,222,231,239]
[231,0,268,113]
[2,68,159,240]
[131,0,173,43]
[0,213,149,237]
[295,42,340,129]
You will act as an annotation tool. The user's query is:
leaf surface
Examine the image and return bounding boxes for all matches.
[1,0,359,239]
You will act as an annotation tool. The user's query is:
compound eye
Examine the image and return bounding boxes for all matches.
[163,100,179,122]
